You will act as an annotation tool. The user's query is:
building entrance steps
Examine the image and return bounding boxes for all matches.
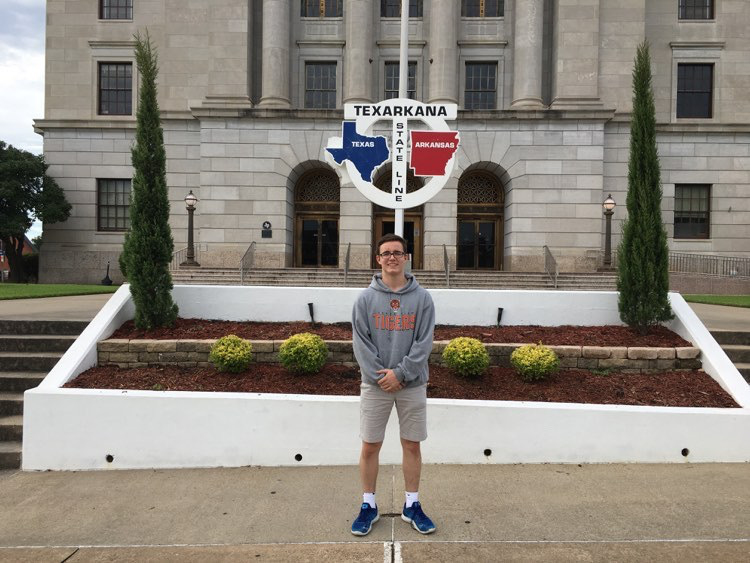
[0,320,86,470]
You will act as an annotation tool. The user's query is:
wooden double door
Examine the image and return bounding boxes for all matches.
[295,215,339,267]
[457,217,502,270]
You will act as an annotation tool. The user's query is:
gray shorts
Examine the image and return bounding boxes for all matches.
[359,382,428,444]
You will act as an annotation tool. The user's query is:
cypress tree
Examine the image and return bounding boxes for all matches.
[617,41,672,334]
[120,32,178,329]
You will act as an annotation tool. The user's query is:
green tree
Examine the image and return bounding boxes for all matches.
[0,143,70,282]
[119,32,178,328]
[617,41,672,334]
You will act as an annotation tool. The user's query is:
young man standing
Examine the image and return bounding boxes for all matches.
[350,233,436,536]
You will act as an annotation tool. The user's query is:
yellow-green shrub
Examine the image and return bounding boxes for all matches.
[442,337,490,378]
[279,332,328,374]
[209,334,253,373]
[510,342,559,382]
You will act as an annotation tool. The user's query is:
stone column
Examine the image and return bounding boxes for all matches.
[428,0,459,104]
[343,0,373,103]
[550,0,602,109]
[511,0,544,109]
[258,0,290,108]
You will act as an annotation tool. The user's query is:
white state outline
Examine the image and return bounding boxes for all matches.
[327,99,459,209]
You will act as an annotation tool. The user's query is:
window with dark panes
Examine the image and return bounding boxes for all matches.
[384,62,417,100]
[100,0,133,20]
[98,62,132,115]
[97,179,131,231]
[381,0,423,18]
[676,63,713,118]
[678,0,714,20]
[305,62,337,109]
[465,62,497,110]
[674,184,710,239]
[301,0,342,17]
[462,0,504,17]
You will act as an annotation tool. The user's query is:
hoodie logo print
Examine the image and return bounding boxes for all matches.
[390,299,400,311]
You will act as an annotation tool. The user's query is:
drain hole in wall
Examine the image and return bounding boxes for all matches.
[681,448,689,457]
[294,454,302,462]
[106,454,114,463]
[483,449,492,457]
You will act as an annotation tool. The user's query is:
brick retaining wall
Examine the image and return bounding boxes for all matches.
[98,339,701,373]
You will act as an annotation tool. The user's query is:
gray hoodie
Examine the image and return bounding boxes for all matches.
[352,273,435,387]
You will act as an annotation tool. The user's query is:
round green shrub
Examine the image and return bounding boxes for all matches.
[279,332,328,374]
[510,342,560,382]
[442,337,490,378]
[209,334,253,373]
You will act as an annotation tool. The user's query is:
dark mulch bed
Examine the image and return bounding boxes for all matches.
[65,363,738,408]
[111,319,691,348]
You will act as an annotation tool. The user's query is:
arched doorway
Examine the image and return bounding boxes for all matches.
[457,171,504,270]
[294,169,340,267]
[372,169,424,269]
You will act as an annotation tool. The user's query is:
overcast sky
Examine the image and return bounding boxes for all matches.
[1,0,47,237]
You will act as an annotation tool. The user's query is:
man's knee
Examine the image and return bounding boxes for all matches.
[361,441,383,458]
[400,438,421,456]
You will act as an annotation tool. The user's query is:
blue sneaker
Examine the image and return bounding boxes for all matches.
[351,503,379,536]
[401,501,436,534]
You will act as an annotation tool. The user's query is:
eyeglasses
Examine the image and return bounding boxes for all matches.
[377,251,406,258]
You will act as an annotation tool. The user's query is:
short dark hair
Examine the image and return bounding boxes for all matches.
[376,233,407,254]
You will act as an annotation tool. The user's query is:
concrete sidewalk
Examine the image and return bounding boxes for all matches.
[0,464,748,561]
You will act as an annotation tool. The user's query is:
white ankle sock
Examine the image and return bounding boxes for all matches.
[363,493,376,508]
[405,491,419,508]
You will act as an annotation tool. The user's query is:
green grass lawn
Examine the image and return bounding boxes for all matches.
[0,283,120,300]
[682,294,750,308]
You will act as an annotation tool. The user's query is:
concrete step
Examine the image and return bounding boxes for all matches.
[722,345,750,363]
[0,352,63,372]
[0,320,89,336]
[0,335,77,353]
[0,415,23,441]
[710,330,750,346]
[736,364,750,383]
[0,372,47,392]
[0,393,23,417]
[0,441,21,470]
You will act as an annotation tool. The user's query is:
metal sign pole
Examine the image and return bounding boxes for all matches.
[392,0,410,238]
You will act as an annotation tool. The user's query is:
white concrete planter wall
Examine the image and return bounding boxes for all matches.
[23,285,750,470]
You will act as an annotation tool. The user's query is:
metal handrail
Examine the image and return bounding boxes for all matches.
[344,242,351,286]
[170,244,206,271]
[239,241,256,285]
[598,250,750,278]
[543,245,558,288]
[443,244,450,288]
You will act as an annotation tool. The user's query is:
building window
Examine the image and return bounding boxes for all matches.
[384,62,416,100]
[465,62,497,110]
[678,0,714,20]
[674,184,710,239]
[98,62,133,115]
[97,179,131,231]
[301,0,342,18]
[462,0,504,17]
[381,0,423,18]
[100,0,133,20]
[676,63,713,118]
[305,62,337,109]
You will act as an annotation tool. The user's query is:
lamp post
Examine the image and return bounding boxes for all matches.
[602,194,616,268]
[181,190,200,268]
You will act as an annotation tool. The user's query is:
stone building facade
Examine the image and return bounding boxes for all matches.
[37,0,750,283]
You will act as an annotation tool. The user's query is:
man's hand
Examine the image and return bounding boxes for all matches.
[376,369,403,393]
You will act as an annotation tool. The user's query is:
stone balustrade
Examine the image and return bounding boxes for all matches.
[98,339,702,373]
